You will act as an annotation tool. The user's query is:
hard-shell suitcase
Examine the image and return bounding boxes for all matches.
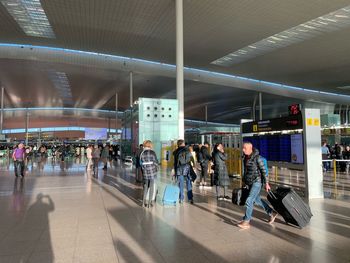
[232,186,249,206]
[162,184,180,205]
[267,187,313,228]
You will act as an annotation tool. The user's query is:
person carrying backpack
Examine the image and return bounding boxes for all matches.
[173,139,194,204]
[140,140,159,208]
[238,142,277,230]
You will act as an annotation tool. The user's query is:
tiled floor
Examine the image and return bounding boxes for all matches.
[0,157,350,263]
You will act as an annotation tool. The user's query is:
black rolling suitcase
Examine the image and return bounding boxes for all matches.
[267,187,312,228]
[232,186,249,206]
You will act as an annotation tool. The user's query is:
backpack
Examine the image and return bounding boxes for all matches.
[177,148,189,166]
[256,156,268,177]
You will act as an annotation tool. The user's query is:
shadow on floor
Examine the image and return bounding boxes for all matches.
[98,181,231,263]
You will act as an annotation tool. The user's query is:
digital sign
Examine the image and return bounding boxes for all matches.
[288,104,302,116]
[85,128,107,140]
[242,114,303,134]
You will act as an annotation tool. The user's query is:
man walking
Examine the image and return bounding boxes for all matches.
[12,143,26,178]
[238,142,277,229]
[173,140,194,204]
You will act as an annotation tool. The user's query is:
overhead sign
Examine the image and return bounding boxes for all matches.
[242,114,303,134]
[85,128,107,140]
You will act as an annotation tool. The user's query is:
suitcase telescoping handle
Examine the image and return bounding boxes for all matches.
[267,190,277,200]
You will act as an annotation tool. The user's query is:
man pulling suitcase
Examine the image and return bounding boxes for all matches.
[237,142,278,230]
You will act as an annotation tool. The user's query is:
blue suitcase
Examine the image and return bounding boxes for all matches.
[162,184,180,205]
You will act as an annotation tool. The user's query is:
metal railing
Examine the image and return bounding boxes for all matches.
[322,159,350,182]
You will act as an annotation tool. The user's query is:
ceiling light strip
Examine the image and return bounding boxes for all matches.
[1,43,350,101]
[212,5,350,66]
[0,0,55,38]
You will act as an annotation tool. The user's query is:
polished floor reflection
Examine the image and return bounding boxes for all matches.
[0,157,349,263]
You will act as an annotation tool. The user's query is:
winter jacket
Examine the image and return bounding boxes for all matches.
[213,151,230,187]
[200,146,211,164]
[242,149,268,185]
[173,146,192,176]
[140,148,159,179]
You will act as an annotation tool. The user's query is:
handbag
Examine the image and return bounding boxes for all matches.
[189,166,197,182]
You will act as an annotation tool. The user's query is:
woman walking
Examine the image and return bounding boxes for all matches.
[140,140,159,208]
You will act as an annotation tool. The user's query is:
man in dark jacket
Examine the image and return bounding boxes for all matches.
[199,143,211,186]
[238,142,277,229]
[173,139,193,204]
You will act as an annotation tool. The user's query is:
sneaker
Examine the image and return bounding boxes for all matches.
[268,211,278,224]
[224,195,230,200]
[190,200,194,204]
[218,196,224,201]
[237,221,250,229]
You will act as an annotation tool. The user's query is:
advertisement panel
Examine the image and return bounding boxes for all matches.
[85,128,107,140]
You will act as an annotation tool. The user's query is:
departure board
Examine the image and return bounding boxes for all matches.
[243,133,301,163]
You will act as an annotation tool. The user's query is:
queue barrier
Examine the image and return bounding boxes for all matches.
[322,159,350,182]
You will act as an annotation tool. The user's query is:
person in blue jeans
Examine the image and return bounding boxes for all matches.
[238,142,278,230]
[173,139,193,204]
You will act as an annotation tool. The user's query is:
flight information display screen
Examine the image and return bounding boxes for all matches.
[243,133,303,163]
[85,128,108,140]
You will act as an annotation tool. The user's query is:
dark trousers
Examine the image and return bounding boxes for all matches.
[93,158,99,174]
[200,162,208,183]
[143,178,155,205]
[14,160,25,177]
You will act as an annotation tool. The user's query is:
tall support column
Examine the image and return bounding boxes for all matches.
[25,110,29,146]
[259,92,263,120]
[205,104,208,127]
[129,71,133,108]
[0,86,4,134]
[176,0,184,139]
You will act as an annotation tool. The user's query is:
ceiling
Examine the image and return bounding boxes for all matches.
[1,0,350,123]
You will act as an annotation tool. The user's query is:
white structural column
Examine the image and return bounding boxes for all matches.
[205,104,208,126]
[259,92,263,120]
[0,86,4,133]
[129,71,133,108]
[25,110,29,146]
[176,0,184,139]
[303,108,323,199]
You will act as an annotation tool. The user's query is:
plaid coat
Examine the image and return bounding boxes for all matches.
[140,148,159,179]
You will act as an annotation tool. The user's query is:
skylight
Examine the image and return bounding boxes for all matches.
[47,71,73,105]
[212,5,350,66]
[0,0,55,38]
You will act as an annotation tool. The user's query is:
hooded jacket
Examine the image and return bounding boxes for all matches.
[242,149,268,185]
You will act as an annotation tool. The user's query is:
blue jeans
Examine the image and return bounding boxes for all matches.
[178,175,193,201]
[243,181,273,222]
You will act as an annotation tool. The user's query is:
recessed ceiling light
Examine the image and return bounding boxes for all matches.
[0,0,55,38]
[212,5,350,66]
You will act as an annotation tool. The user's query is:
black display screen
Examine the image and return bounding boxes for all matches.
[243,134,301,163]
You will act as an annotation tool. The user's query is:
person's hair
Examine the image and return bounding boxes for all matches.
[204,142,209,146]
[143,140,153,148]
[243,141,253,147]
[177,139,185,147]
[213,143,220,153]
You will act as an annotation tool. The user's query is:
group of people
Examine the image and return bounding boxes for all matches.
[137,139,278,230]
[10,138,278,230]
[86,144,111,174]
[322,141,350,172]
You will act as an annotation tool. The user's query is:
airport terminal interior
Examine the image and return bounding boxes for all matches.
[1,1,350,263]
